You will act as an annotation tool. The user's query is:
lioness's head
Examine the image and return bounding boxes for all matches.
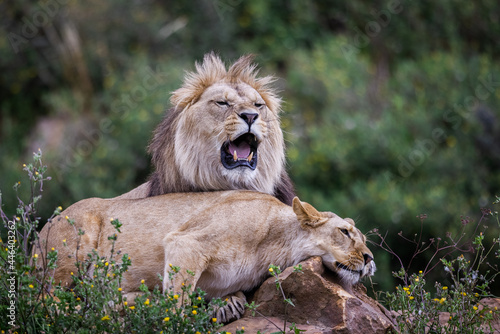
[148,53,290,200]
[293,198,376,285]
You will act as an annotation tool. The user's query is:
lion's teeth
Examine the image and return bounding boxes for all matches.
[247,151,254,162]
[233,150,238,161]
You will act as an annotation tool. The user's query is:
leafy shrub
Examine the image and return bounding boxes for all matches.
[374,203,500,333]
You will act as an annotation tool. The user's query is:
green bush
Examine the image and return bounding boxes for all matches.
[375,206,500,333]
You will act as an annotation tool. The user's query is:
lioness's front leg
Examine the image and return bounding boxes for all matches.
[162,232,207,299]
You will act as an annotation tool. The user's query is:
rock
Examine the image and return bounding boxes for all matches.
[220,257,396,333]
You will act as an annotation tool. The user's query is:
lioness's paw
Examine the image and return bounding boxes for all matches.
[216,291,246,323]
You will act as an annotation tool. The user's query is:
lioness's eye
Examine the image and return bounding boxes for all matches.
[216,101,229,107]
[340,229,350,237]
[254,103,265,108]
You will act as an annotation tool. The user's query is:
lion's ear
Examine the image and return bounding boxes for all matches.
[292,197,328,228]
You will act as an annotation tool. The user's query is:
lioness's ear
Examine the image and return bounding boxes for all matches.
[292,197,328,228]
[344,218,356,226]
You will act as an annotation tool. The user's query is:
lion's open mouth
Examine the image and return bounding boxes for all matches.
[221,133,258,170]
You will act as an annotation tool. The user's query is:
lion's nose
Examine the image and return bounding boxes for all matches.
[363,254,373,265]
[239,112,259,126]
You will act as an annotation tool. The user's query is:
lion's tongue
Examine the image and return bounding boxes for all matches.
[228,141,251,159]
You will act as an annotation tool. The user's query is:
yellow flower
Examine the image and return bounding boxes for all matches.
[165,308,169,312]
[105,262,108,266]
[33,253,38,258]
[440,297,446,304]
[419,271,422,274]
[144,299,150,305]
[29,284,34,289]
[196,332,201,334]
[462,292,467,296]
[63,239,66,243]
[475,293,479,297]
[409,296,414,300]
[269,268,274,273]
[442,286,448,290]
[101,315,110,321]
[403,287,409,291]
[76,297,81,301]
[124,301,128,306]
[415,278,419,282]
[473,306,478,311]
[70,272,74,275]
[192,310,197,315]
[212,318,217,322]
[141,279,145,284]
[57,206,62,211]
[163,317,169,322]
[51,248,55,251]
[129,306,135,310]
[173,294,179,300]
[118,288,122,292]
[242,327,245,331]
[197,296,202,301]
[90,285,93,288]
[65,216,69,220]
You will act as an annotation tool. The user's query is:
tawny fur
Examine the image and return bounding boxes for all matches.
[116,53,295,205]
[36,191,375,322]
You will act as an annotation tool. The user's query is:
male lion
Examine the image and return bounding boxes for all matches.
[117,53,295,205]
[36,191,376,322]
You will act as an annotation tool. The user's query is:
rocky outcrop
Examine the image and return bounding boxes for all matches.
[221,256,396,333]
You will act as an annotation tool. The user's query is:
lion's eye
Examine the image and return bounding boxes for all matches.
[216,101,229,107]
[254,103,265,108]
[340,229,350,238]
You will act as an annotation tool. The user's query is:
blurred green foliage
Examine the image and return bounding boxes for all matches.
[1,0,500,295]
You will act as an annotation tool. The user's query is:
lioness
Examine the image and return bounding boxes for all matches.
[36,191,375,322]
[117,53,295,205]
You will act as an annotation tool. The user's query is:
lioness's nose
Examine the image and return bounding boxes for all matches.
[363,254,373,265]
[240,112,259,126]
